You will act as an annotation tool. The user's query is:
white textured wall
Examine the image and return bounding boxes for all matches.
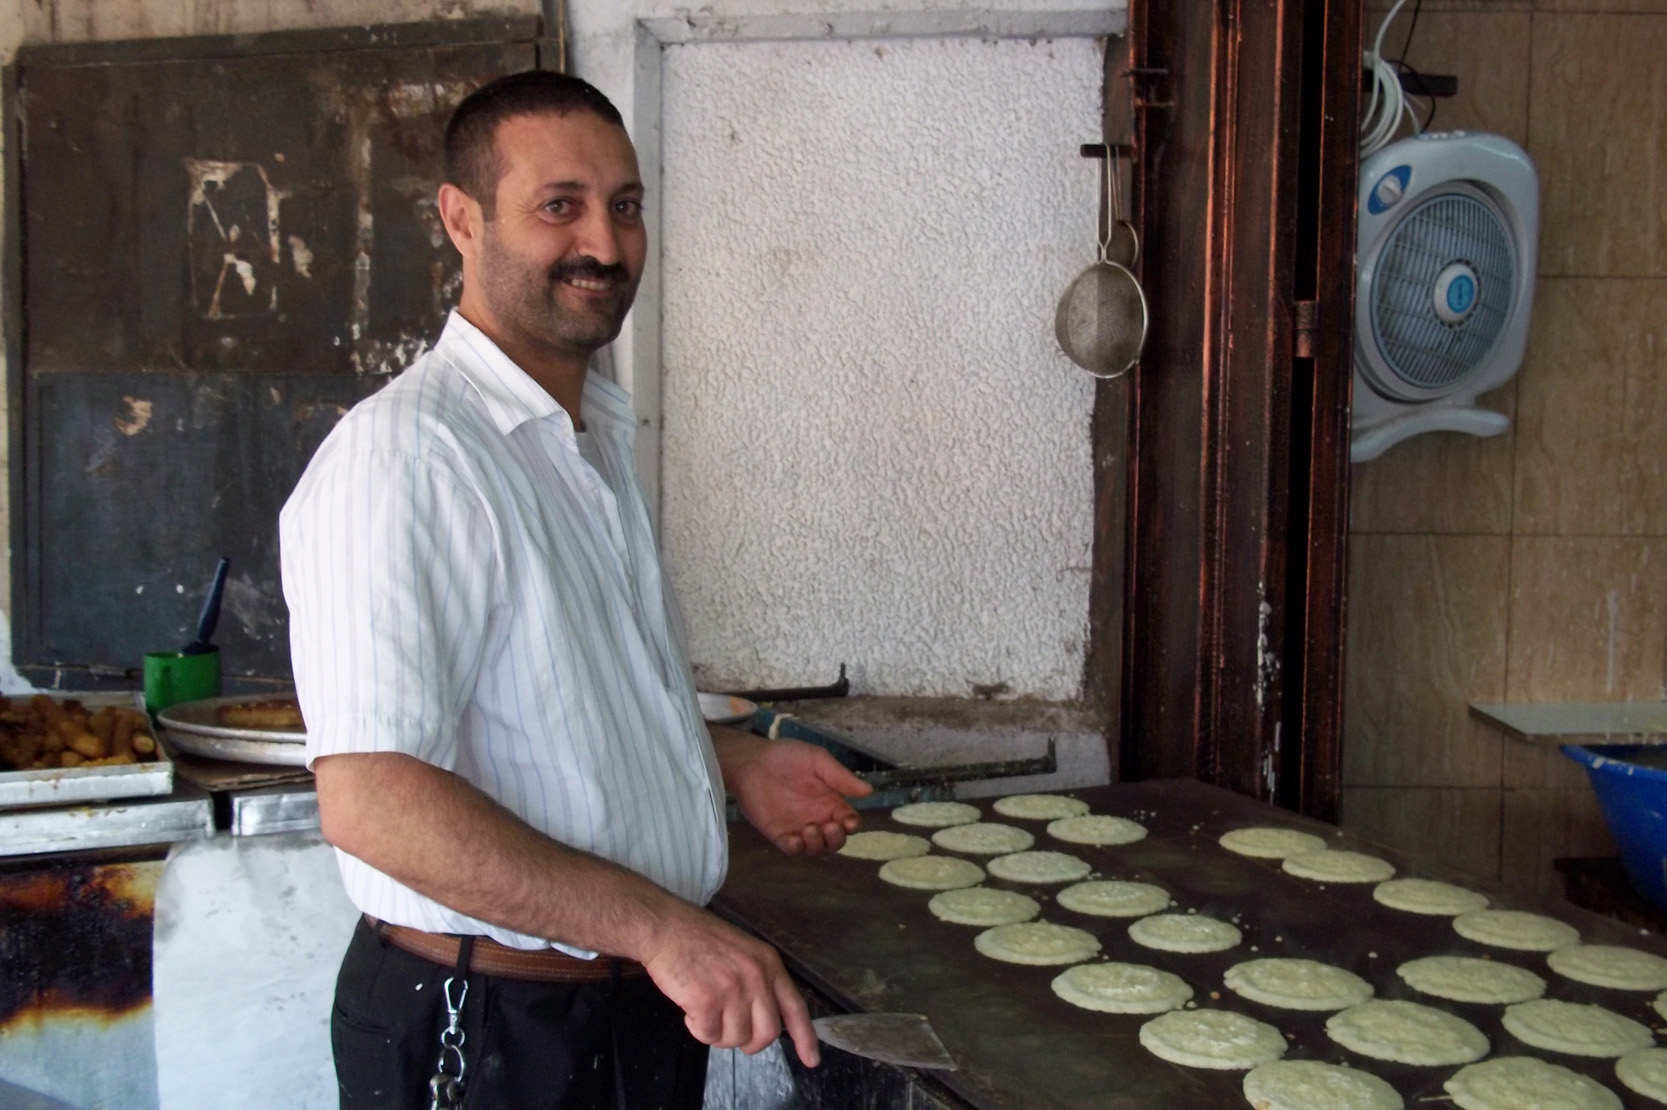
[659,36,1102,699]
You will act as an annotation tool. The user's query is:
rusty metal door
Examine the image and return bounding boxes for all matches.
[1117,0,1360,819]
[5,19,539,680]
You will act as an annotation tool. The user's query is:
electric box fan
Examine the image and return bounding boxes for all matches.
[1351,132,1539,463]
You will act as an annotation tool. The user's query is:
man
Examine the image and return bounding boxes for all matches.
[280,70,872,1108]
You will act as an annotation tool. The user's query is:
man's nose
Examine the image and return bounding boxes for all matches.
[572,206,623,264]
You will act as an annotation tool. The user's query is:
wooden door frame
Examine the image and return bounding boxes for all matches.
[1108,0,1360,819]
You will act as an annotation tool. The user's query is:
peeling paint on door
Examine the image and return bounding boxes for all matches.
[112,397,152,437]
[185,159,290,319]
[1255,595,1280,710]
[287,234,314,278]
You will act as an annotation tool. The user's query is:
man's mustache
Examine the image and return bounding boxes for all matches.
[550,258,631,285]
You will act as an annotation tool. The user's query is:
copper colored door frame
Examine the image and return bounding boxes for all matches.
[1111,0,1360,819]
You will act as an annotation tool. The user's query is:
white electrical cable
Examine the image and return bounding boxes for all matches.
[1360,0,1423,157]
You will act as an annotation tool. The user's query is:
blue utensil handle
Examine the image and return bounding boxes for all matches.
[194,557,230,647]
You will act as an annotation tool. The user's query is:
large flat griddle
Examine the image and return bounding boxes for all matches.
[714,779,1667,1110]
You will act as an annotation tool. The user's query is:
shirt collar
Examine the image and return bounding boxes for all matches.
[436,310,635,440]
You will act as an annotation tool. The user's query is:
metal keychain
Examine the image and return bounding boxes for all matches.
[428,937,474,1110]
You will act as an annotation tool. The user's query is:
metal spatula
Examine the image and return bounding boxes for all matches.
[812,1013,956,1070]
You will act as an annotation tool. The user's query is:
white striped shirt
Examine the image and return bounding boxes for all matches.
[279,311,728,951]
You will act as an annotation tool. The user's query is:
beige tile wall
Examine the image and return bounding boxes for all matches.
[1346,1,1667,897]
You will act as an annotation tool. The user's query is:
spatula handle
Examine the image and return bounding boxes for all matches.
[193,557,230,648]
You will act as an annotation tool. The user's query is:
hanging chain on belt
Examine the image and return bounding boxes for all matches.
[428,936,475,1110]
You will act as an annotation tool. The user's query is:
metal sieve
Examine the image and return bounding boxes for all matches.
[1055,150,1147,379]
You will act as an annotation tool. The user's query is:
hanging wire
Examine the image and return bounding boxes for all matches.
[1360,0,1424,156]
[1395,0,1437,132]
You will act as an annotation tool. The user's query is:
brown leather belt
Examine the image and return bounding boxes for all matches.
[368,916,647,984]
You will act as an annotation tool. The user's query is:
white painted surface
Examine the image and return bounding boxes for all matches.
[0,1010,155,1110]
[152,834,358,1110]
[658,35,1102,698]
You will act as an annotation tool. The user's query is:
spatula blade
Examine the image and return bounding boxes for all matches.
[812,1013,956,1070]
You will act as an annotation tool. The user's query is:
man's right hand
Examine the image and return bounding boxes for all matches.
[313,753,819,1064]
[638,900,821,1067]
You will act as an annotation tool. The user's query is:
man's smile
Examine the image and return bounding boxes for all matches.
[550,258,631,298]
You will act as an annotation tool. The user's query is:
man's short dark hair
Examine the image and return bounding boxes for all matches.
[445,70,626,219]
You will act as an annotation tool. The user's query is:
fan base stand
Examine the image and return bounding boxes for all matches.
[1350,404,1509,463]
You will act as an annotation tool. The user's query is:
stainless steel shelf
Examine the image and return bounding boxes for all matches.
[0,780,214,857]
[1471,701,1667,746]
[227,783,319,837]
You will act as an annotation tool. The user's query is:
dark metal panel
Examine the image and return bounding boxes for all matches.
[716,780,1667,1110]
[12,30,538,678]
[27,373,371,675]
[22,39,531,376]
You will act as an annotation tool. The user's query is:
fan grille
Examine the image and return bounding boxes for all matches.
[1370,190,1516,393]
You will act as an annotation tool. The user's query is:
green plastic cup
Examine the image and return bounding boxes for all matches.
[144,649,221,714]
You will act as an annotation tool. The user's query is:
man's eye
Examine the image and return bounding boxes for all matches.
[544,199,572,215]
[614,199,644,219]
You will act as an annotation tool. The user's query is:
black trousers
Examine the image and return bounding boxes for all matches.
[331,917,708,1109]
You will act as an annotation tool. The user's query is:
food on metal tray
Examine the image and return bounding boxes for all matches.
[974,921,1101,966]
[931,822,1034,856]
[1452,908,1579,952]
[1128,912,1243,954]
[1219,825,1328,859]
[1047,814,1148,846]
[1138,1008,1287,1070]
[1243,1060,1403,1110]
[1052,962,1193,1015]
[0,696,160,771]
[991,793,1091,821]
[1546,943,1667,991]
[1224,958,1374,1012]
[1396,956,1545,1005]
[838,831,931,861]
[1325,999,1488,1066]
[1372,878,1488,916]
[1282,849,1396,884]
[1500,998,1652,1058]
[1446,1056,1619,1110]
[215,697,305,731]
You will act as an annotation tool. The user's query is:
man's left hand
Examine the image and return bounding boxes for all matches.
[713,729,874,856]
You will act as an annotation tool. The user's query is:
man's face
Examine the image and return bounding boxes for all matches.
[472,111,647,358]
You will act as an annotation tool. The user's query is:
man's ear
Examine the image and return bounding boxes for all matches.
[437,183,482,261]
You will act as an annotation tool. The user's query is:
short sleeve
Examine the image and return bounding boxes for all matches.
[280,440,497,770]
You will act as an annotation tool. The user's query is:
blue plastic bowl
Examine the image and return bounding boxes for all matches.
[1563,744,1667,908]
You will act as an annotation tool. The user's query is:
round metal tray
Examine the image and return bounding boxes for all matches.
[162,730,309,767]
[159,694,307,766]
[158,693,307,743]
